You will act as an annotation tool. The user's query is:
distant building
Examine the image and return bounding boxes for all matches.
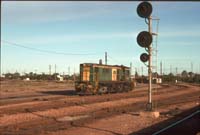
[57,75,64,81]
[153,77,162,84]
[1,74,5,78]
[24,78,30,81]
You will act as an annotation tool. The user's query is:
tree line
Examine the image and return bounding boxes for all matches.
[1,72,79,81]
[161,70,200,83]
[134,70,200,84]
[1,70,200,84]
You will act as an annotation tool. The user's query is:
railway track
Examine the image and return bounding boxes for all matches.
[152,110,200,135]
[0,84,163,109]
[0,83,199,135]
[0,83,171,105]
[0,84,185,115]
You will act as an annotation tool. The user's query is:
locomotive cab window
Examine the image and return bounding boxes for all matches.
[83,66,90,81]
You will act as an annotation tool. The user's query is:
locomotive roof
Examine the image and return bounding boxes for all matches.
[81,63,130,69]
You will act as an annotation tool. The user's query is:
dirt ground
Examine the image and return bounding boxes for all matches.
[0,80,199,135]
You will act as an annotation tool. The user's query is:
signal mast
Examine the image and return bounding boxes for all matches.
[136,1,159,111]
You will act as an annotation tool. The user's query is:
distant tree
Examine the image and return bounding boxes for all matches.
[135,71,139,78]
[193,74,200,83]
[162,73,176,83]
[188,72,194,77]
[13,72,20,79]
[4,73,13,79]
[152,72,159,77]
[168,73,174,77]
[52,73,59,80]
[4,72,20,79]
[181,70,188,78]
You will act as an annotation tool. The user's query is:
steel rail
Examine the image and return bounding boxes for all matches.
[152,110,200,135]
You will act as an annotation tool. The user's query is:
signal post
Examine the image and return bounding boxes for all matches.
[137,1,154,111]
[148,16,152,111]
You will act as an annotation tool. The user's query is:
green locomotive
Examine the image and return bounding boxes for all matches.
[75,62,135,95]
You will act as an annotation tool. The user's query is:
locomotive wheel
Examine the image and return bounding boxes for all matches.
[124,85,129,92]
[98,86,108,94]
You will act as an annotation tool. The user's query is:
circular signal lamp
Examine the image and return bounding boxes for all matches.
[137,31,152,48]
[137,1,152,18]
[140,53,149,63]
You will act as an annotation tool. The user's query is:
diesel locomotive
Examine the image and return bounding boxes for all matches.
[75,62,135,95]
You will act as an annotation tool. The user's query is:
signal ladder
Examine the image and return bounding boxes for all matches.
[151,17,160,110]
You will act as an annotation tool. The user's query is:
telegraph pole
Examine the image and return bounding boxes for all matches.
[191,62,193,72]
[170,65,172,74]
[55,64,57,80]
[130,62,133,76]
[141,66,143,76]
[105,52,107,65]
[73,67,76,81]
[34,69,37,74]
[160,61,162,76]
[49,65,51,75]
[55,64,56,74]
[68,66,70,76]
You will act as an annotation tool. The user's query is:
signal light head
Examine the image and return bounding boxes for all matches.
[140,53,149,63]
[137,31,152,48]
[137,1,152,18]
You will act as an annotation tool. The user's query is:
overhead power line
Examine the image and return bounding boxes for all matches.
[1,40,99,56]
[107,54,120,64]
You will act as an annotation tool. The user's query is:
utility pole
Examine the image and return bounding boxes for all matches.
[68,66,70,76]
[73,67,76,82]
[175,67,178,83]
[135,67,137,78]
[141,66,143,76]
[105,52,107,65]
[191,62,193,73]
[199,63,200,74]
[170,65,172,74]
[34,69,37,74]
[130,62,132,76]
[23,69,26,76]
[160,61,162,76]
[141,66,144,83]
[163,63,165,75]
[55,64,56,74]
[55,64,57,80]
[49,65,51,75]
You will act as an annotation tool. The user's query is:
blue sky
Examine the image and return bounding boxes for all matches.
[1,1,200,75]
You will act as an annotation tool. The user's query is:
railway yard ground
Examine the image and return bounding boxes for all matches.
[0,80,199,135]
